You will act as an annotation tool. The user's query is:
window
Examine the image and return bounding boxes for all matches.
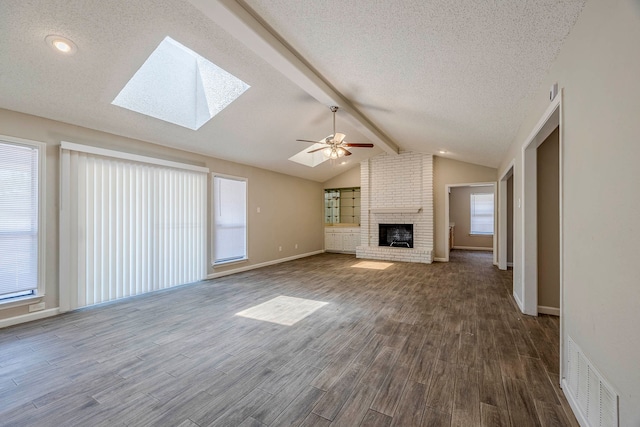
[0,137,43,302]
[470,193,494,235]
[212,174,247,264]
[59,142,208,311]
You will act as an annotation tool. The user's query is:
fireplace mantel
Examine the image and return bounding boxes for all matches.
[370,206,422,214]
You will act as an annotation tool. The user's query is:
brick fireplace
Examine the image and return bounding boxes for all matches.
[357,152,434,263]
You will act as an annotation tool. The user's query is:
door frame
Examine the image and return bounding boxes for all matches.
[498,161,515,270]
[444,181,497,262]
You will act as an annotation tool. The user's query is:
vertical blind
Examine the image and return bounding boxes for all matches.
[470,193,494,235]
[212,175,247,264]
[60,143,208,311]
[0,141,39,299]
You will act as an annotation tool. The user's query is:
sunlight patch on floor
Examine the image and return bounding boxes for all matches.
[235,295,329,326]
[351,261,394,270]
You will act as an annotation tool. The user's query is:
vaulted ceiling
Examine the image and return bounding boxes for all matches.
[0,0,586,181]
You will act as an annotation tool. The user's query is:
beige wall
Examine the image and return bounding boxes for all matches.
[323,164,360,189]
[433,156,497,259]
[0,108,324,322]
[497,0,640,422]
[537,127,560,310]
[449,186,494,249]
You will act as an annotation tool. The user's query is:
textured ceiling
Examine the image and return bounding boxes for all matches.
[0,0,586,181]
[243,0,586,167]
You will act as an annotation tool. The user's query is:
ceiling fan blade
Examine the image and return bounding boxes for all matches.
[307,147,326,153]
[333,132,346,144]
[344,143,374,148]
[297,139,325,144]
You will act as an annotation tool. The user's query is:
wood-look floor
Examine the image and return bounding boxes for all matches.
[0,251,577,427]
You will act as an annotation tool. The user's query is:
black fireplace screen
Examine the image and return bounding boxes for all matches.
[379,224,413,248]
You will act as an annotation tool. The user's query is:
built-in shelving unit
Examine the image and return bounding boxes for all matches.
[324,187,360,225]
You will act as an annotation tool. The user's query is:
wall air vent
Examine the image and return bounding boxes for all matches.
[565,336,618,427]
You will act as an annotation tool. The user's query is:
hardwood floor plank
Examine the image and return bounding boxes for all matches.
[479,359,508,409]
[312,362,367,421]
[503,377,542,427]
[534,400,574,427]
[451,363,481,427]
[270,386,325,427]
[424,360,457,414]
[480,402,511,427]
[360,409,392,427]
[421,407,452,427]
[389,380,427,427]
[370,364,410,416]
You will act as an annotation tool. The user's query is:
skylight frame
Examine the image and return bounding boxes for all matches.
[112,36,250,130]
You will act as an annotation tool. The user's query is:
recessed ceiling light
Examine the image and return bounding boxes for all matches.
[45,35,77,55]
[439,150,447,154]
[340,161,347,165]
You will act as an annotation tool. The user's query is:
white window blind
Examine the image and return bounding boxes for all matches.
[212,175,247,264]
[60,143,208,311]
[0,140,40,300]
[470,193,494,235]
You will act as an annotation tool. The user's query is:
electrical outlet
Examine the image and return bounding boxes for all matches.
[278,246,282,251]
[295,244,298,249]
[29,302,45,312]
[257,207,261,213]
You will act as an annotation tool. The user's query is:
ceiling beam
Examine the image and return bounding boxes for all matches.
[187,0,399,155]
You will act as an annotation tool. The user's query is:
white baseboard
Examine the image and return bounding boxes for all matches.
[538,305,560,316]
[452,246,493,251]
[561,379,588,427]
[433,257,447,262]
[207,250,324,280]
[0,307,60,329]
[513,291,525,313]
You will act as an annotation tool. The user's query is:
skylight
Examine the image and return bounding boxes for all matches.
[288,142,330,167]
[112,36,250,130]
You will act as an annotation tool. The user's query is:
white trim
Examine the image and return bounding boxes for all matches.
[452,246,493,251]
[0,295,43,310]
[0,134,47,304]
[60,141,209,173]
[561,379,589,427]
[444,182,496,262]
[521,93,562,317]
[507,262,513,268]
[207,250,324,279]
[513,291,524,313]
[211,172,249,266]
[0,308,60,329]
[370,207,422,214]
[538,306,560,316]
[433,257,447,262]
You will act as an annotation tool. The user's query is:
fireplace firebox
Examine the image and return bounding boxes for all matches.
[379,224,414,248]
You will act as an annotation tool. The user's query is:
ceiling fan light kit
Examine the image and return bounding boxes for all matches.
[296,106,374,159]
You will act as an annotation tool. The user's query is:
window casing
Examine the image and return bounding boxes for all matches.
[0,136,45,303]
[470,193,494,235]
[212,174,247,265]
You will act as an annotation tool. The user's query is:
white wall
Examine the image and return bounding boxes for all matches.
[498,0,640,423]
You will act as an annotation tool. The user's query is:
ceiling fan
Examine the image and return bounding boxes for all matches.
[297,106,374,159]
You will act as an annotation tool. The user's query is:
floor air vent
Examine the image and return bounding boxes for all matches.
[565,336,618,427]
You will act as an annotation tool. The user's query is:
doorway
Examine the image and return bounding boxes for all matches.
[444,182,497,263]
[498,163,514,270]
